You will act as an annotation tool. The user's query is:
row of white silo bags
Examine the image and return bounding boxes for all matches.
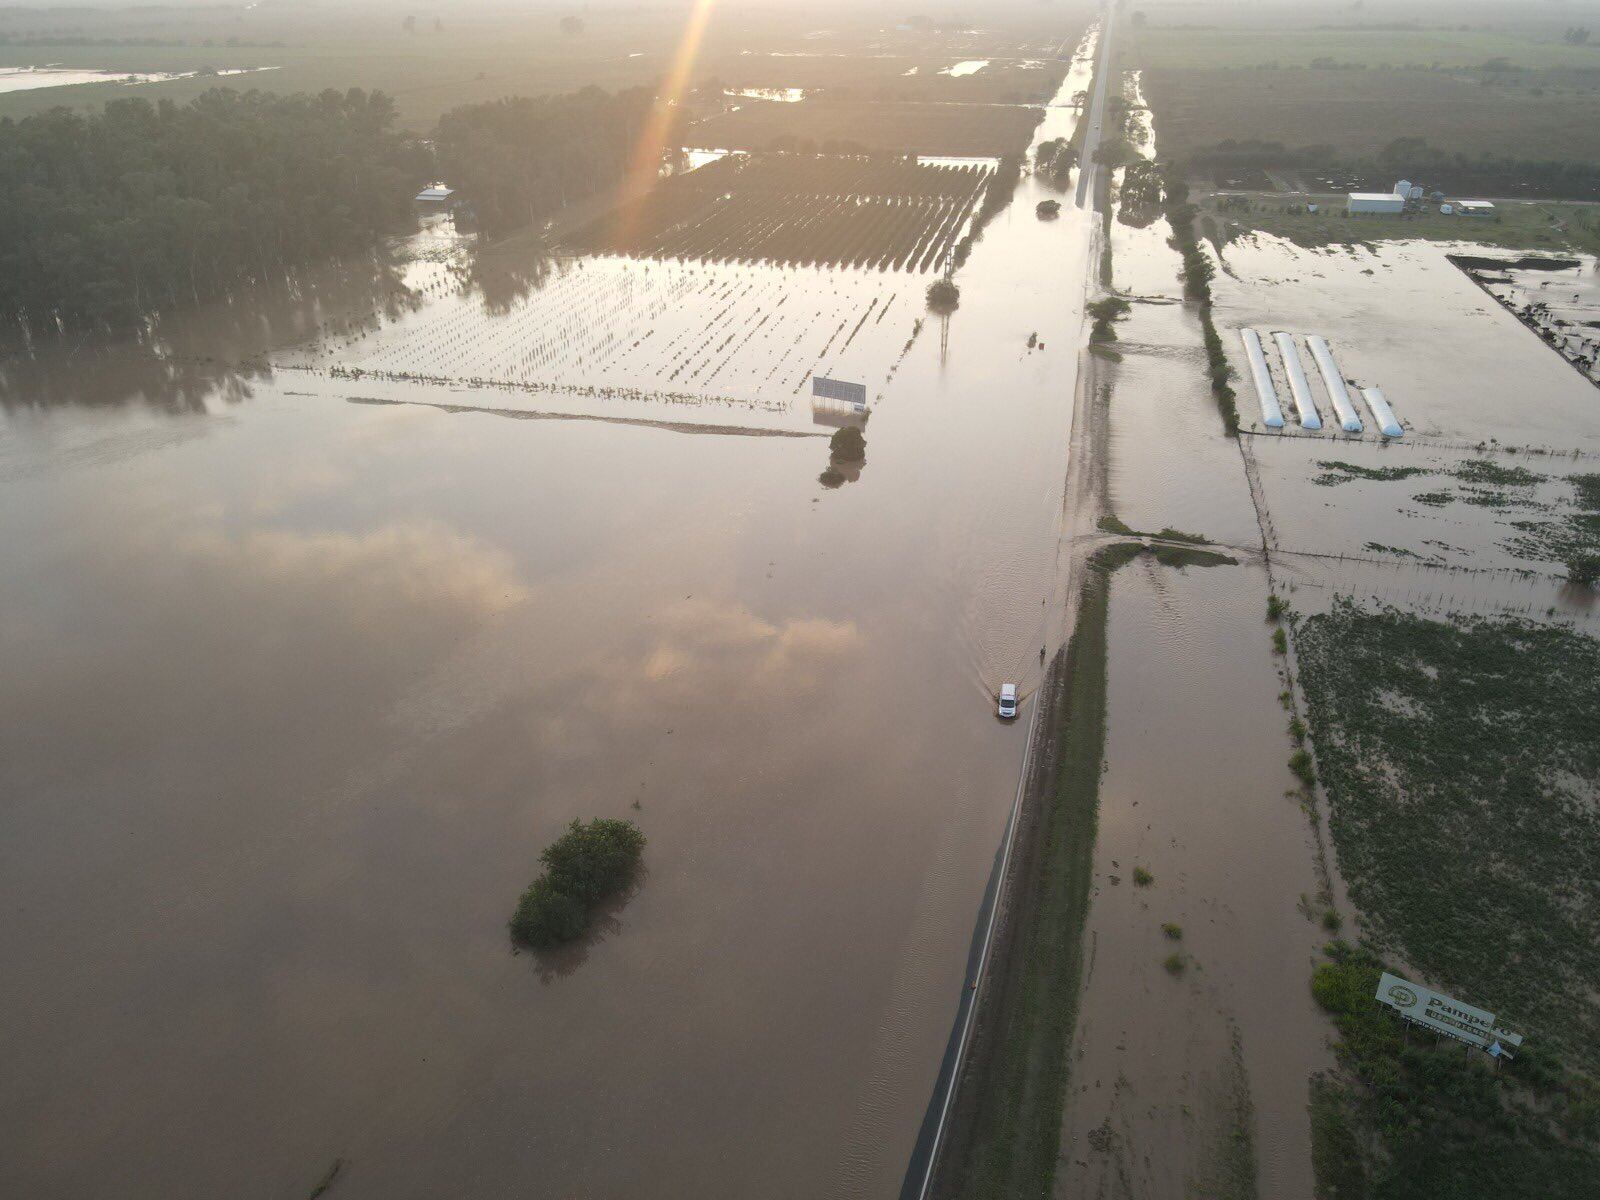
[1239,329,1404,438]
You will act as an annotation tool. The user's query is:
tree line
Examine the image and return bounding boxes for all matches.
[432,86,668,236]
[0,88,429,336]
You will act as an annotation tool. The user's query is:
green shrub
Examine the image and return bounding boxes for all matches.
[509,876,589,948]
[1267,594,1287,621]
[1273,627,1288,654]
[1289,749,1316,788]
[509,817,646,949]
[1161,922,1183,939]
[541,817,646,904]
[1163,952,1186,974]
[1566,552,1599,588]
[1133,866,1154,886]
[1087,295,1131,343]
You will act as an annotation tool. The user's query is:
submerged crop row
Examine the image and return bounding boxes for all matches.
[561,153,994,273]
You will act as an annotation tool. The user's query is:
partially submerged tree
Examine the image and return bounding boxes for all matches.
[926,278,960,314]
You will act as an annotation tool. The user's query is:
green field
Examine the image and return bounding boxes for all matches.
[1123,4,1600,165]
[1132,23,1600,71]
[1295,601,1600,1071]
[1200,194,1600,254]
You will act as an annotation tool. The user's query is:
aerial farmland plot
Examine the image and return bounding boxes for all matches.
[267,162,982,430]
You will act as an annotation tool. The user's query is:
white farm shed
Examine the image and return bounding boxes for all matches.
[1457,200,1496,217]
[1348,192,1405,214]
[415,184,456,203]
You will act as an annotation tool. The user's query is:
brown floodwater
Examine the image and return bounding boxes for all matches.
[0,33,1103,1200]
[1055,558,1332,1200]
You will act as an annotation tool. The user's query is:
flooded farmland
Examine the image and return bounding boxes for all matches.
[0,27,1105,1200]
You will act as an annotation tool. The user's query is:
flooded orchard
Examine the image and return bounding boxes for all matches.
[0,28,1103,1200]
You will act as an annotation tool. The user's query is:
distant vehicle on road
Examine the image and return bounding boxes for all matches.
[997,683,1018,719]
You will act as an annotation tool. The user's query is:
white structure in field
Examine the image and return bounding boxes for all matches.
[1348,192,1406,214]
[415,184,455,203]
[1457,200,1496,217]
[1240,329,1285,428]
[1394,179,1412,197]
[1272,331,1322,430]
[1362,387,1404,437]
[1305,335,1363,432]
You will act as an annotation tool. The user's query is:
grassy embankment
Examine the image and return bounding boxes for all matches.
[931,547,1129,1200]
[1160,170,1240,435]
[1293,600,1600,1198]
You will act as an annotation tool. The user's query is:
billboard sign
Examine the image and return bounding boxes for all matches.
[812,376,867,409]
[1374,972,1522,1052]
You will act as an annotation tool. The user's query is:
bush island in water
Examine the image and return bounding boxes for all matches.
[510,818,646,949]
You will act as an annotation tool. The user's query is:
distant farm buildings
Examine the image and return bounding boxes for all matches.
[1346,179,1497,218]
[1347,191,1406,214]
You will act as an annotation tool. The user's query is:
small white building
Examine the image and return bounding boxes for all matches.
[1348,192,1406,214]
[414,184,456,203]
[1457,200,1496,217]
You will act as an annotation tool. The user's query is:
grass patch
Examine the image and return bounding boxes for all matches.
[1161,922,1183,940]
[1132,866,1154,887]
[1162,952,1186,975]
[1296,601,1600,1071]
[1411,490,1453,508]
[1308,1074,1368,1200]
[1309,942,1600,1199]
[1151,544,1236,569]
[1363,542,1422,559]
[1453,459,1544,488]
[1571,473,1600,511]
[1288,749,1316,789]
[1500,474,1600,577]
[1313,460,1430,487]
